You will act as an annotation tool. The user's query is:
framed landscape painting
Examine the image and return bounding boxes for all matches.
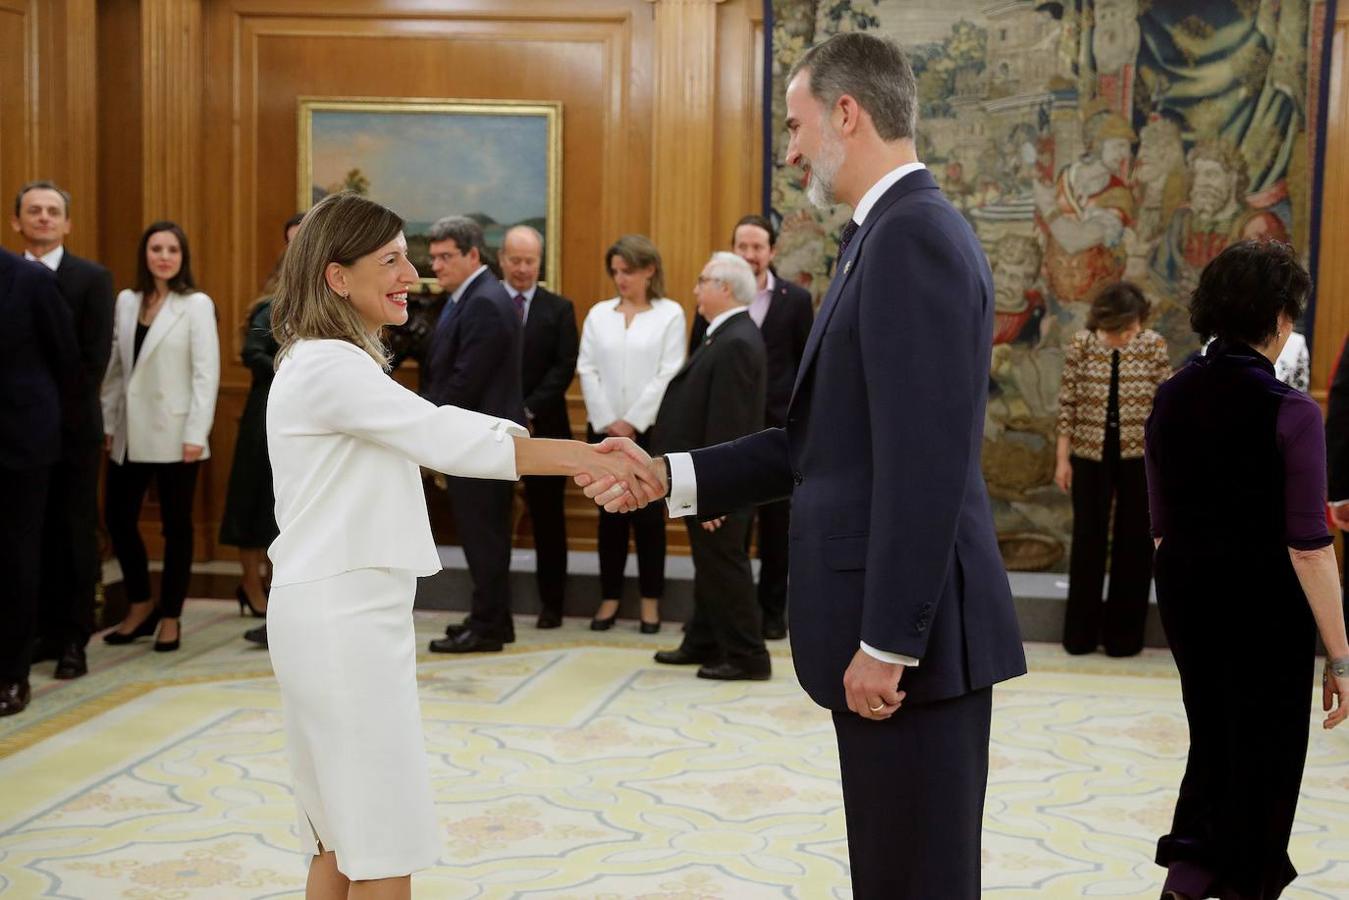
[298,97,562,288]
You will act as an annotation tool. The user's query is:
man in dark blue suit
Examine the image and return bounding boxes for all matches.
[585,33,1026,897]
[422,216,526,654]
[0,247,78,716]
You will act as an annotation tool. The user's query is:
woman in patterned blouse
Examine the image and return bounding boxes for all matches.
[1055,281,1172,657]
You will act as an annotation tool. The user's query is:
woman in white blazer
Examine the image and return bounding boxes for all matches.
[577,234,685,633]
[101,222,219,652]
[265,193,655,898]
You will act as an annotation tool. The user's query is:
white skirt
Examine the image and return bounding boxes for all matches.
[267,567,441,880]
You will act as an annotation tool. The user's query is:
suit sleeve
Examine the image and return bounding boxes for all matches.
[304,345,527,479]
[687,426,794,515]
[855,219,986,659]
[76,265,115,399]
[32,269,80,415]
[439,299,512,410]
[577,310,618,430]
[101,294,127,437]
[703,337,765,447]
[524,299,578,413]
[184,294,221,447]
[622,306,686,431]
[1327,334,1349,501]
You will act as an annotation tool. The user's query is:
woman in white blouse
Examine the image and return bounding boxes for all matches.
[265,193,653,899]
[577,235,686,633]
[101,222,219,652]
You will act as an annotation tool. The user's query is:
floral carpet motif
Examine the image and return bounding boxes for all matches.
[0,601,1346,898]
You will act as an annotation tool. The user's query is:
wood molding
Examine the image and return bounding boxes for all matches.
[1315,18,1348,391]
[141,0,203,235]
[648,0,722,309]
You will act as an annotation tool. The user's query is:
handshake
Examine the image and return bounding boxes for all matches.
[571,438,669,513]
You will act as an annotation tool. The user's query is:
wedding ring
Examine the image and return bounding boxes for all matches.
[868,703,885,713]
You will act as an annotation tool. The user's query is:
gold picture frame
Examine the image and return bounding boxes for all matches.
[297,97,563,290]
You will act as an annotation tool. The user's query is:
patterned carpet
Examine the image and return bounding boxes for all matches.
[1,600,1346,899]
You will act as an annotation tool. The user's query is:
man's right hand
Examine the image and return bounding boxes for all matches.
[578,438,667,512]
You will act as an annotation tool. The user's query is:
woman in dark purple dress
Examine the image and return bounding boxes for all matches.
[1146,240,1349,899]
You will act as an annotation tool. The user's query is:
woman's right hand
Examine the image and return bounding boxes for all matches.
[1323,666,1349,730]
[1053,458,1072,493]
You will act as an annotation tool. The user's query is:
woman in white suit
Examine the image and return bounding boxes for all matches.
[101,222,219,652]
[265,192,656,899]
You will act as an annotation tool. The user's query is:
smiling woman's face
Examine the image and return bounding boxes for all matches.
[327,232,419,332]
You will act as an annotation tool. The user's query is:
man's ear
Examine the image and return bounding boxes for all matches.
[835,94,863,137]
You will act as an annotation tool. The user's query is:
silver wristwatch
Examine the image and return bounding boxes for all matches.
[1328,656,1349,678]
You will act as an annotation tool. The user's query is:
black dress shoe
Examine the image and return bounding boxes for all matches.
[653,647,717,666]
[536,610,563,629]
[429,630,504,654]
[103,608,161,645]
[0,680,31,717]
[243,624,268,648]
[445,621,515,643]
[762,615,787,641]
[697,661,772,681]
[53,643,88,680]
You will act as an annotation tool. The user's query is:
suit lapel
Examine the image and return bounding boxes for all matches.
[789,169,940,403]
[134,293,185,369]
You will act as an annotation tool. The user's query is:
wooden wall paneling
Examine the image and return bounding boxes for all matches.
[712,0,764,244]
[0,1,31,257]
[1314,12,1349,396]
[96,0,142,290]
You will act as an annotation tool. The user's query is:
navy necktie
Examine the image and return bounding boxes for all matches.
[838,219,859,257]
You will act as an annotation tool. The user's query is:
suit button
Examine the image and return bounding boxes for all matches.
[792,471,803,486]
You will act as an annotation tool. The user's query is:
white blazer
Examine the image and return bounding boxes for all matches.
[266,339,527,587]
[101,289,221,464]
[577,297,686,432]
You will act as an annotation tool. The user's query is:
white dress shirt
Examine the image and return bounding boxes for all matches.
[506,284,537,323]
[24,245,64,271]
[577,297,686,433]
[266,339,526,586]
[666,162,930,666]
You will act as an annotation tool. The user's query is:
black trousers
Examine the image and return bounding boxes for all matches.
[445,476,515,640]
[104,459,200,618]
[833,687,992,899]
[1155,545,1313,899]
[0,466,50,682]
[523,474,568,617]
[39,443,101,646]
[681,511,769,668]
[1064,441,1153,656]
[589,427,665,600]
[754,497,791,619]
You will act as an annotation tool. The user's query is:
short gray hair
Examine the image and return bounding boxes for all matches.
[789,32,917,142]
[428,215,485,255]
[704,252,756,306]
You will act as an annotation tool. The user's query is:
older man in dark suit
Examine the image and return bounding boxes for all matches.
[12,180,115,679]
[0,247,78,716]
[653,252,769,680]
[689,215,813,640]
[500,225,579,629]
[586,33,1027,897]
[423,216,526,654]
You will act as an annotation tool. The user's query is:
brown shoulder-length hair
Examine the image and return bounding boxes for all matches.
[135,221,196,296]
[1086,280,1151,332]
[605,234,665,301]
[271,192,404,367]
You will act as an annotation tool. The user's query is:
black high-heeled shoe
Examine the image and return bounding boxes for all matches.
[103,607,162,645]
[153,621,181,653]
[236,585,266,618]
[639,620,661,634]
[590,611,618,631]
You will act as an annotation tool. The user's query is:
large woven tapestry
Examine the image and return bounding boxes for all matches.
[769,0,1333,570]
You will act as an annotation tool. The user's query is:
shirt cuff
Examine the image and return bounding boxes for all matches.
[665,452,698,517]
[1332,500,1349,508]
[860,641,919,667]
